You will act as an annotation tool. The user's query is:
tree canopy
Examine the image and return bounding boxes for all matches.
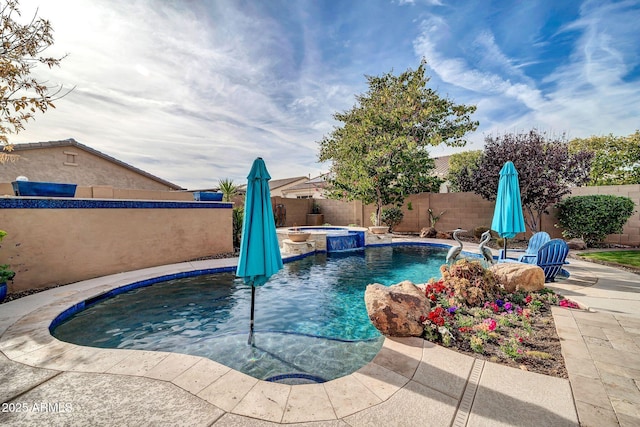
[569,131,640,185]
[445,150,482,192]
[1,0,68,163]
[452,129,593,232]
[318,61,478,225]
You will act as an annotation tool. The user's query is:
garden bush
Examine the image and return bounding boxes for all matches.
[555,195,635,246]
[232,206,244,250]
[381,207,404,231]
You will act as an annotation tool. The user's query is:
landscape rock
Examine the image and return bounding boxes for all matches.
[420,227,437,238]
[490,263,545,293]
[436,231,452,239]
[566,238,587,250]
[364,280,430,337]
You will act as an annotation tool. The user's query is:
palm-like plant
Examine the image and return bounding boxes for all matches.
[218,178,238,202]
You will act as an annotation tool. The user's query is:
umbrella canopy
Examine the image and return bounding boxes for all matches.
[491,161,526,257]
[236,158,283,344]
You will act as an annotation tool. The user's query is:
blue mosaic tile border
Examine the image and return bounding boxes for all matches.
[0,198,232,209]
[365,240,482,259]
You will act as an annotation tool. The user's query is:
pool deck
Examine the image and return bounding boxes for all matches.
[1,237,639,426]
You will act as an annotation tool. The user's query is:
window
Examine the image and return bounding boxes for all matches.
[63,151,78,166]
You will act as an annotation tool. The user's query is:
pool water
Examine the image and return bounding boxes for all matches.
[52,245,448,382]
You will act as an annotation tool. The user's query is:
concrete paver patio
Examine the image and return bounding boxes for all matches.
[1,238,638,426]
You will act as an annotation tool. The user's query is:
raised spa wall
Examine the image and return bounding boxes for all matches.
[0,197,233,293]
[277,226,391,255]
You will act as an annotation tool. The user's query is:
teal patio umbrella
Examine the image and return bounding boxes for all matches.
[236,157,283,345]
[491,161,526,258]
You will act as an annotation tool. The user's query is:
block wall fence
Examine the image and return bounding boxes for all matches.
[274,185,639,246]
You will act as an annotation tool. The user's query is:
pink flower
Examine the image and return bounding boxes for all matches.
[559,299,580,309]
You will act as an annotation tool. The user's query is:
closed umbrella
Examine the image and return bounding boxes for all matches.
[236,157,283,345]
[491,161,526,259]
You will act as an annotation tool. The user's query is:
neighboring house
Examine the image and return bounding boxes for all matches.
[0,139,183,191]
[238,176,308,197]
[281,174,329,199]
[432,155,452,193]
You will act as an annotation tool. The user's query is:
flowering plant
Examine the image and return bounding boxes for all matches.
[420,259,581,366]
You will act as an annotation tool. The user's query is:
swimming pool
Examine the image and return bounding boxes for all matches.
[52,244,450,383]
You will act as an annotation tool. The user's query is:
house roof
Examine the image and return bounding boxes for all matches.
[10,138,184,190]
[432,155,451,178]
[285,173,329,192]
[238,176,307,192]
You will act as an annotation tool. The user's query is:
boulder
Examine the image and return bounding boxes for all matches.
[365,280,431,337]
[420,227,437,238]
[489,263,545,293]
[566,238,587,250]
[436,231,452,239]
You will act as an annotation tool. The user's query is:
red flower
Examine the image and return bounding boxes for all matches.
[427,307,447,327]
[525,295,532,304]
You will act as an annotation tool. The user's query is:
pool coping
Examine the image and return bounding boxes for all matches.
[0,237,580,424]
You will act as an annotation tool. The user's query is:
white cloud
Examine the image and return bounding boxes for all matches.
[413,2,640,157]
[8,0,639,188]
[413,17,545,110]
[11,0,353,188]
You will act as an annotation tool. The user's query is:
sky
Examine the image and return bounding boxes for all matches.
[9,0,640,190]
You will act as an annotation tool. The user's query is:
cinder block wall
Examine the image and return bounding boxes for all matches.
[271,197,309,227]
[272,184,639,245]
[543,185,640,246]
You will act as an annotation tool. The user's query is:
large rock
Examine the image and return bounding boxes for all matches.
[490,263,545,292]
[566,238,587,250]
[420,227,437,238]
[365,280,431,337]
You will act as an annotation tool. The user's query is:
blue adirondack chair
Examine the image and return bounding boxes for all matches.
[499,231,551,262]
[520,239,570,282]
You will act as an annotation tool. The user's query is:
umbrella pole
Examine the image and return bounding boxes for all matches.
[503,238,508,259]
[248,284,256,346]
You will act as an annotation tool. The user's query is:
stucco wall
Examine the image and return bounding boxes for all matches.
[1,199,233,292]
[0,145,178,191]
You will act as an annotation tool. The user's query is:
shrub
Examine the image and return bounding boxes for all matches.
[439,259,500,306]
[232,207,244,250]
[381,207,404,231]
[556,195,636,246]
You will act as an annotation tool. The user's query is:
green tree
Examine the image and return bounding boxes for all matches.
[1,0,69,163]
[218,178,238,202]
[455,130,593,232]
[318,61,478,225]
[446,150,483,192]
[569,131,640,185]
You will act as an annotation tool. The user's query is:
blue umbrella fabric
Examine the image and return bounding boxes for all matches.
[236,157,283,344]
[491,161,526,258]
